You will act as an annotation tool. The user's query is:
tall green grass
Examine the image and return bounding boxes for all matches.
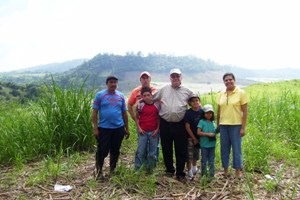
[245,81,300,173]
[36,79,94,153]
[0,102,43,165]
[0,80,95,165]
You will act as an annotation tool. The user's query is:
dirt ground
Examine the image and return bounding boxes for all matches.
[0,153,299,200]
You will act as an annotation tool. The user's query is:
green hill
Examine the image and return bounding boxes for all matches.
[0,82,41,102]
[1,52,300,100]
[54,53,242,92]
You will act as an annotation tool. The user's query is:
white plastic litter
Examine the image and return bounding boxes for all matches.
[54,183,73,192]
[265,174,274,180]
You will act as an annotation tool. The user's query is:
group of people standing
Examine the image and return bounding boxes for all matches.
[92,69,248,182]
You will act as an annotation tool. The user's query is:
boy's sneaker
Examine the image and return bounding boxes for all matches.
[188,170,194,179]
[192,167,198,175]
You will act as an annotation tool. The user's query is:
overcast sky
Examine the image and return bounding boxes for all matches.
[0,0,299,72]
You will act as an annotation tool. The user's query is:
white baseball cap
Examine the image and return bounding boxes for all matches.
[139,71,151,78]
[169,68,182,75]
[203,104,214,113]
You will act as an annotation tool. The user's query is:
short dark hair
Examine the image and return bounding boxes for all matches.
[223,72,235,81]
[106,75,118,84]
[141,86,152,95]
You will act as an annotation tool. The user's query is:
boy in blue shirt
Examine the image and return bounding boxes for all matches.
[184,94,204,179]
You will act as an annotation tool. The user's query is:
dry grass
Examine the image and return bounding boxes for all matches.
[1,152,299,200]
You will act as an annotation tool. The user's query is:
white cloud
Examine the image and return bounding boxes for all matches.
[0,0,300,72]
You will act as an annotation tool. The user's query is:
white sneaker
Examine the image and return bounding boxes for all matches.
[192,168,198,175]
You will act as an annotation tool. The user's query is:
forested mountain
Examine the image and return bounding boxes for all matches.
[1,52,300,100]
[0,59,86,85]
[0,82,41,102]
[16,59,87,73]
[55,52,228,92]
[0,53,230,101]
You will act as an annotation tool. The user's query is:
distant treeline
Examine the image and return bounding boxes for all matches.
[0,81,41,103]
[55,52,225,91]
[0,53,233,101]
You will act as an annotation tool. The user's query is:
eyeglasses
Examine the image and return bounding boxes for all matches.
[170,74,181,79]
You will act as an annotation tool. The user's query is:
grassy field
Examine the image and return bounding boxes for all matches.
[0,79,300,199]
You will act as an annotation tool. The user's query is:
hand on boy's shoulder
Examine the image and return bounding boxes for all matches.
[155,100,163,104]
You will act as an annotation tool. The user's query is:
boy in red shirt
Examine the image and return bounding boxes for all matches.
[134,86,160,173]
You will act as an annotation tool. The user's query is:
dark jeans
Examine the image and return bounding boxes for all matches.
[200,147,215,177]
[96,126,125,173]
[160,118,187,177]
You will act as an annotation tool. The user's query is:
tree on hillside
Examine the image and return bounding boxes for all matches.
[10,89,21,97]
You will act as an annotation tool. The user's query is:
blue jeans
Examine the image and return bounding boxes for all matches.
[200,147,215,177]
[134,131,159,171]
[136,129,160,161]
[220,125,242,169]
